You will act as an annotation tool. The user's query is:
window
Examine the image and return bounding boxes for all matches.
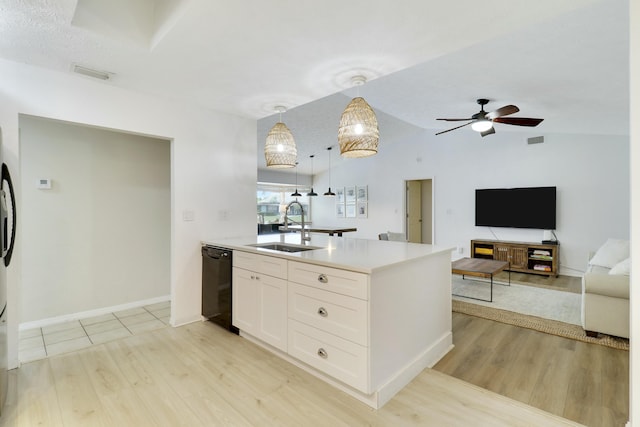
[257,183,311,225]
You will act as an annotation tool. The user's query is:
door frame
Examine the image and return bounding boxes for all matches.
[404,177,435,244]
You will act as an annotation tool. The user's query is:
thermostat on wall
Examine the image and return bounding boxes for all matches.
[37,178,51,189]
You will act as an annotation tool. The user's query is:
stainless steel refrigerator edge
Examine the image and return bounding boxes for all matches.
[0,128,17,416]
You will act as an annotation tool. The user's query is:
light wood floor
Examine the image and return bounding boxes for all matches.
[494,271,583,293]
[433,312,629,427]
[0,320,585,427]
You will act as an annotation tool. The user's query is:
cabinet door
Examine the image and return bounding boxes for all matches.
[232,267,259,335]
[494,245,509,262]
[509,247,528,269]
[258,274,288,352]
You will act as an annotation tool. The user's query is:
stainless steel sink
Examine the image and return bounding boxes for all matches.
[247,243,321,253]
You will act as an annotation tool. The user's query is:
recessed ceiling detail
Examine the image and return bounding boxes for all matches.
[71,0,186,49]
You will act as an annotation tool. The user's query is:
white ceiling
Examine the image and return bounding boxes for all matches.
[0,0,628,175]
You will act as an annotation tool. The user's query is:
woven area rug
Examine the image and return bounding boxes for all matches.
[452,276,581,325]
[452,299,629,351]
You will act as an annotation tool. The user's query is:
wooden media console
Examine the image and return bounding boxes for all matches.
[470,239,559,277]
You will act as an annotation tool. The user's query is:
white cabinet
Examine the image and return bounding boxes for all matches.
[210,241,453,409]
[232,266,259,334]
[257,273,287,350]
[288,261,368,299]
[232,253,287,352]
[288,319,368,392]
[287,261,370,393]
[288,282,368,346]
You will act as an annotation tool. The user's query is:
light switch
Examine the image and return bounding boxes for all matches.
[37,178,51,189]
[182,210,195,221]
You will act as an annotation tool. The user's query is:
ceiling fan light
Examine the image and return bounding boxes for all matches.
[265,122,297,168]
[338,97,379,158]
[471,119,493,132]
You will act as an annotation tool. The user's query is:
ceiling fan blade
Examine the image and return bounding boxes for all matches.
[436,117,474,122]
[486,105,519,119]
[493,117,544,127]
[480,127,496,137]
[435,121,472,135]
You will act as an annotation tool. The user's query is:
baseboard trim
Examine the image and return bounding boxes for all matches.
[19,295,171,331]
[377,331,454,407]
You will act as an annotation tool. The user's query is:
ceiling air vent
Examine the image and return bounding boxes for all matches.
[527,136,544,145]
[72,64,113,80]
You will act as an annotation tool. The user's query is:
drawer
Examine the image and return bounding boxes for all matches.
[288,283,368,346]
[234,251,287,279]
[288,319,368,392]
[288,261,368,300]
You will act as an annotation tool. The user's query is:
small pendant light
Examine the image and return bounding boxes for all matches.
[338,76,379,158]
[291,162,302,197]
[265,106,297,168]
[323,146,335,196]
[307,155,318,197]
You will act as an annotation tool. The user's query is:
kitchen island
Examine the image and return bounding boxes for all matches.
[203,234,453,408]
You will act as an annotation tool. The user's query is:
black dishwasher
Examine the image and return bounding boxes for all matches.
[201,246,238,334]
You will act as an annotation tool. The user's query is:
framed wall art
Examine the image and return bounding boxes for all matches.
[357,201,368,218]
[346,203,356,218]
[345,186,356,203]
[356,185,368,202]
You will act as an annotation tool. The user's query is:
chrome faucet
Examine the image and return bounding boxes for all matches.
[283,200,310,243]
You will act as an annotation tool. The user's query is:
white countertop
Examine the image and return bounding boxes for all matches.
[203,234,454,274]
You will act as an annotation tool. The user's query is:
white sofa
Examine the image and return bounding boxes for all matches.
[581,239,630,339]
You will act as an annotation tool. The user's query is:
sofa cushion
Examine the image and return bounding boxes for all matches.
[609,257,630,276]
[589,238,630,268]
[583,272,629,299]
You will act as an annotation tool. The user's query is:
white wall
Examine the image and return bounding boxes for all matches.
[258,168,312,187]
[0,58,257,368]
[20,116,171,322]
[629,1,638,425]
[311,129,629,276]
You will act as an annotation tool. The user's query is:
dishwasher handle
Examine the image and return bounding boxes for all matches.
[202,246,230,259]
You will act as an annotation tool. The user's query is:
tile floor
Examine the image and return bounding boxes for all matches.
[19,301,171,363]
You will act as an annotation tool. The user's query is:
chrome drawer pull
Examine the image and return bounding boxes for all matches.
[317,274,328,283]
[317,348,328,359]
[317,307,328,317]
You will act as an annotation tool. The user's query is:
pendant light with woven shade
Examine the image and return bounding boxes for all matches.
[264,106,297,168]
[338,76,379,158]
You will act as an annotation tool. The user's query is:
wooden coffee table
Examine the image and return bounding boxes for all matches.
[451,257,510,302]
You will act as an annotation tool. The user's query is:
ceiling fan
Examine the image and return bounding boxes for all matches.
[435,98,544,137]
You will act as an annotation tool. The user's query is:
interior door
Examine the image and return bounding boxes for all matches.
[406,181,422,243]
[406,179,433,244]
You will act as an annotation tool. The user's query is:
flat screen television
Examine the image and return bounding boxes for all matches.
[475,186,556,230]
